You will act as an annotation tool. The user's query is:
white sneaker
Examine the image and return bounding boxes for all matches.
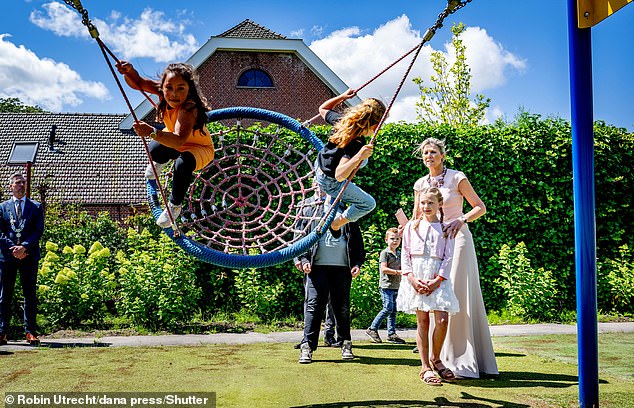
[145,162,167,180]
[156,202,181,228]
[341,340,354,360]
[298,343,312,364]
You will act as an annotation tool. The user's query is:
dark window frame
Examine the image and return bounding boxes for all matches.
[237,68,274,89]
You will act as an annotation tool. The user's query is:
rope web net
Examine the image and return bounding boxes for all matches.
[156,110,325,257]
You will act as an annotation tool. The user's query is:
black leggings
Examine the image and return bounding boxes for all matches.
[149,140,196,206]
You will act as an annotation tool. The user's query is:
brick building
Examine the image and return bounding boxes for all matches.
[1,20,356,220]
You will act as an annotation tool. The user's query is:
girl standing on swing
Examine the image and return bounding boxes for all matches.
[316,89,386,235]
[116,61,214,228]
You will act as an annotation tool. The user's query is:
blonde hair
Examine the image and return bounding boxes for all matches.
[330,98,386,148]
[415,137,446,158]
[413,187,444,229]
[385,227,399,240]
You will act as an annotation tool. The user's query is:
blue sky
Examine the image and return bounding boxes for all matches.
[2,1,633,130]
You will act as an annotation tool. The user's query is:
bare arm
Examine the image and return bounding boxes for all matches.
[116,61,161,95]
[380,261,401,276]
[444,178,486,239]
[458,178,486,221]
[319,88,356,119]
[132,103,197,148]
[334,145,374,181]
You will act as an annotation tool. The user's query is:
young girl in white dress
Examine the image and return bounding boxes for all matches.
[397,187,459,385]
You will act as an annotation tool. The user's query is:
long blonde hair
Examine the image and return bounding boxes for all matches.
[329,98,386,148]
[412,187,444,229]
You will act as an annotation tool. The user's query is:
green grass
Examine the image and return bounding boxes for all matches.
[1,333,633,407]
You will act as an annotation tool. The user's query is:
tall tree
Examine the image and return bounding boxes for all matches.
[0,97,45,113]
[414,23,490,127]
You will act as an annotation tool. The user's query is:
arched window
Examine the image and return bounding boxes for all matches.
[237,69,274,88]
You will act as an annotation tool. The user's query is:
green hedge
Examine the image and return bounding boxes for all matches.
[34,114,633,331]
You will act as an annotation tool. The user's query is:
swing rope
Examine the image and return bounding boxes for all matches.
[63,0,179,233]
[316,0,472,231]
[303,0,472,127]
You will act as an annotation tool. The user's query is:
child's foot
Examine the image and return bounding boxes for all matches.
[387,333,406,344]
[365,328,382,343]
[420,369,442,386]
[157,202,181,228]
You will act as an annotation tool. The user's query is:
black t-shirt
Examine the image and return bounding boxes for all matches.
[317,110,366,178]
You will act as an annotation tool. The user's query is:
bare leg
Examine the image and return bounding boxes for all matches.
[416,310,431,371]
[417,310,441,385]
[430,311,455,380]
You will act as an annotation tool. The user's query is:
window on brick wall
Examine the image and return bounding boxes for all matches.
[237,69,274,88]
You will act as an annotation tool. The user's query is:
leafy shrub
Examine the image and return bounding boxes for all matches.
[233,267,283,320]
[43,205,127,254]
[496,242,559,321]
[116,229,201,330]
[597,245,634,314]
[38,241,116,328]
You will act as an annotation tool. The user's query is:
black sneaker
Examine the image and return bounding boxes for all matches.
[412,346,419,353]
[387,334,406,344]
[365,328,382,343]
[323,336,335,347]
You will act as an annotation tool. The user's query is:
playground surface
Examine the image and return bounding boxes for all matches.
[2,322,632,351]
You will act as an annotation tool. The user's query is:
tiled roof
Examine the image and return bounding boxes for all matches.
[0,113,147,205]
[217,19,286,39]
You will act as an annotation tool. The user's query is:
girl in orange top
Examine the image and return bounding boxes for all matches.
[116,61,214,228]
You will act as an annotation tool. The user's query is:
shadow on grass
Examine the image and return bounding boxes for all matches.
[291,393,530,408]
[459,371,584,389]
[353,343,414,351]
[42,341,112,349]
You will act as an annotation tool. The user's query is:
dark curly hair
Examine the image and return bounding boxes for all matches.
[156,63,210,131]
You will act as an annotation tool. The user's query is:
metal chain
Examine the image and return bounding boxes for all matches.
[62,0,99,38]
[423,0,473,41]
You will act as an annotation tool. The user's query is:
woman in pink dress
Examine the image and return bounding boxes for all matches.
[412,137,498,379]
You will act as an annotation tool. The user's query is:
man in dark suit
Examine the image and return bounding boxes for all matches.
[0,173,45,346]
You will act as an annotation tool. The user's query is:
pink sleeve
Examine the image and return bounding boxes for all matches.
[437,236,455,280]
[401,223,413,274]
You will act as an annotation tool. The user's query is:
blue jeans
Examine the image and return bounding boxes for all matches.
[369,288,398,335]
[315,169,376,223]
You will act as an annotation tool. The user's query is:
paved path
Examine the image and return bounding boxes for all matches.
[2,322,633,352]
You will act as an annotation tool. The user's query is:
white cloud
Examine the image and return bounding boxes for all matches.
[29,2,199,63]
[310,15,525,123]
[289,29,304,39]
[0,34,109,112]
[456,27,527,92]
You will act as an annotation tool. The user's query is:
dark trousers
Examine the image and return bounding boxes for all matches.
[303,275,337,339]
[0,257,38,335]
[302,265,352,350]
[149,140,196,205]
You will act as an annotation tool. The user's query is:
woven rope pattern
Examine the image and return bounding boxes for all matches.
[147,107,333,268]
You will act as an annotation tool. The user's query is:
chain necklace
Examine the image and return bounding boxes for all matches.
[427,166,447,188]
[9,213,25,244]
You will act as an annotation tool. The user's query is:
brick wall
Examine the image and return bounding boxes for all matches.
[198,50,334,123]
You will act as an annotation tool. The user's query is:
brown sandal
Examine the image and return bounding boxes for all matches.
[430,359,456,381]
[420,369,442,386]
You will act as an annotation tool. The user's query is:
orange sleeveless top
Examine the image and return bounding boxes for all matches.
[163,105,214,171]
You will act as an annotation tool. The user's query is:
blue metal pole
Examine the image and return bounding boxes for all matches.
[567,1,599,407]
